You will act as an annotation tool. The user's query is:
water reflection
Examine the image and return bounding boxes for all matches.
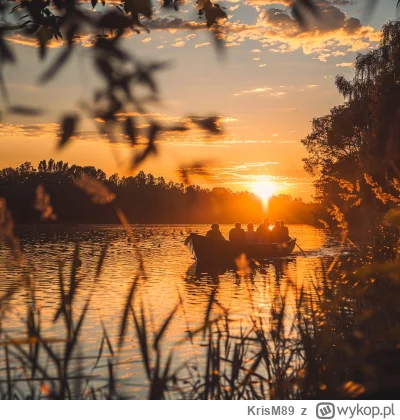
[0,224,344,397]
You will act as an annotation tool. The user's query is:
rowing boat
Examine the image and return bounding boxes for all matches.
[185,233,297,263]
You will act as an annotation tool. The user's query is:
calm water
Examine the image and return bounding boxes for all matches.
[0,224,345,398]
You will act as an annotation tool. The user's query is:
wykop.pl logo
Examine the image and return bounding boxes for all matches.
[316,403,335,419]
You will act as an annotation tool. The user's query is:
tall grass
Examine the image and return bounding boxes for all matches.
[0,239,399,400]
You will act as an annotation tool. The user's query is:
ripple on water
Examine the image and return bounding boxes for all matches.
[0,224,345,398]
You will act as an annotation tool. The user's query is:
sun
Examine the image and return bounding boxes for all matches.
[252,181,276,203]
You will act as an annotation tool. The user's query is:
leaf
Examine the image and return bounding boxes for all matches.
[95,243,108,279]
[131,123,160,168]
[95,57,114,82]
[0,38,15,64]
[9,105,43,116]
[37,26,53,60]
[153,304,179,351]
[98,12,133,29]
[201,0,227,28]
[297,0,319,16]
[124,116,138,145]
[190,116,222,134]
[38,46,73,84]
[203,288,216,338]
[177,161,211,185]
[59,114,79,148]
[148,122,160,144]
[64,298,91,368]
[291,0,320,28]
[118,275,139,349]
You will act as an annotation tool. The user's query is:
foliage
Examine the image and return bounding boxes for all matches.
[0,0,398,401]
[301,21,400,237]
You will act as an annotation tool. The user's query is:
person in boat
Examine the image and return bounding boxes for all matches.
[256,218,271,243]
[246,223,257,243]
[229,222,247,243]
[206,223,225,240]
[272,220,282,242]
[280,220,290,241]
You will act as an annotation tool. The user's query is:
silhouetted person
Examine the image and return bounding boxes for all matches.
[280,220,289,241]
[206,223,225,240]
[272,220,282,242]
[229,222,247,243]
[256,218,271,243]
[246,223,257,243]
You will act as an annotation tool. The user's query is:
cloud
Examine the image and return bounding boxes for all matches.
[195,42,211,48]
[0,111,242,148]
[0,123,58,137]
[234,86,272,95]
[146,17,204,31]
[202,160,312,192]
[223,1,379,60]
[336,61,353,67]
[269,91,286,97]
[5,0,380,62]
[145,1,379,59]
[245,0,292,6]
[185,33,197,40]
[171,40,185,47]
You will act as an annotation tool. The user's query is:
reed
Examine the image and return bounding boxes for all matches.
[0,239,399,400]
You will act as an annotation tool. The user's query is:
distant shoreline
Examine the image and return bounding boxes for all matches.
[13,222,323,227]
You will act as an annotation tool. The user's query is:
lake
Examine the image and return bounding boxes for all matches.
[0,224,346,398]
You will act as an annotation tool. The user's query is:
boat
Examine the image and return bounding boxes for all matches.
[185,233,297,263]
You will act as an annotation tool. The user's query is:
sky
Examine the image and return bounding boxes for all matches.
[0,0,397,201]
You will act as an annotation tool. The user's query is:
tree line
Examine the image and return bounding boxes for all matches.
[0,160,324,225]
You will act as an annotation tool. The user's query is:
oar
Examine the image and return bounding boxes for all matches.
[296,242,306,255]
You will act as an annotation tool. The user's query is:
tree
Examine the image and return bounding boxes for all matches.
[302,21,400,233]
[0,160,324,224]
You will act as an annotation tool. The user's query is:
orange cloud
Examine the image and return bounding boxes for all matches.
[4,0,380,61]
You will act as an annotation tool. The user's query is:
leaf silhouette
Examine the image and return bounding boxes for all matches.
[131,123,159,167]
[291,0,320,28]
[132,143,157,168]
[98,12,133,29]
[148,122,160,144]
[0,38,15,64]
[118,274,139,349]
[59,114,79,149]
[124,116,138,145]
[37,26,53,60]
[178,161,211,185]
[9,105,43,116]
[197,0,227,28]
[190,116,222,134]
[38,46,73,84]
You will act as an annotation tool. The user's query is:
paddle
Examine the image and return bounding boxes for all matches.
[295,242,306,255]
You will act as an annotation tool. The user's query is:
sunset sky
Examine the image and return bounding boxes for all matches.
[0,0,396,200]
